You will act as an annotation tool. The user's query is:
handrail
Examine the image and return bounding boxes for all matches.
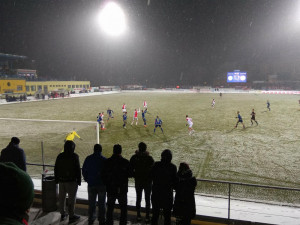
[27,162,300,192]
[27,162,300,225]
[196,178,300,192]
[27,162,54,168]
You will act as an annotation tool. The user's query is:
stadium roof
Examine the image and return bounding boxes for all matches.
[0,53,27,62]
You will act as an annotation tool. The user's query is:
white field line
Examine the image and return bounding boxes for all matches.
[0,117,97,124]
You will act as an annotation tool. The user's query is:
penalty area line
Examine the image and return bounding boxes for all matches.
[0,117,97,124]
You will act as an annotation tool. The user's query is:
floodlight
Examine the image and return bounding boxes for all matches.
[97,1,126,37]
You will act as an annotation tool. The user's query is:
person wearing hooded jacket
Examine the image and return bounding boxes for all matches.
[102,144,133,225]
[0,137,26,171]
[130,142,154,222]
[54,140,81,223]
[82,144,107,225]
[173,162,197,225]
[150,149,177,225]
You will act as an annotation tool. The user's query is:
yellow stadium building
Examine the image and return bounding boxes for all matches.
[0,79,90,96]
[0,79,26,94]
[25,81,91,95]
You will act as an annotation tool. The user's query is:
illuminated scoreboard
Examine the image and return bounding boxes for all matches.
[227,71,247,83]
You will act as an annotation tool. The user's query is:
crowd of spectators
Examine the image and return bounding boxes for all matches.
[0,137,197,225]
[55,141,197,225]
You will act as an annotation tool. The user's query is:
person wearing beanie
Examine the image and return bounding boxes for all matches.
[129,142,154,222]
[54,141,81,223]
[173,162,197,225]
[102,144,133,225]
[150,149,177,225]
[0,162,34,225]
[82,144,107,225]
[0,137,27,171]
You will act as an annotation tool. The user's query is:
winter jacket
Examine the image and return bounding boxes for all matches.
[102,154,132,195]
[0,216,26,225]
[0,143,26,171]
[130,150,154,185]
[54,147,81,185]
[151,160,177,209]
[173,169,197,219]
[82,152,107,186]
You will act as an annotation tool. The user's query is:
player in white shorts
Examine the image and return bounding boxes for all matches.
[211,99,215,108]
[186,115,194,135]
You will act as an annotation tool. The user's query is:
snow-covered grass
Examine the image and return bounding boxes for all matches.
[1,92,300,190]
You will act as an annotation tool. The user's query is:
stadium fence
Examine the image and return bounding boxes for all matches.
[26,162,300,224]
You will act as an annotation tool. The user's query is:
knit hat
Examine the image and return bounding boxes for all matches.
[0,162,34,214]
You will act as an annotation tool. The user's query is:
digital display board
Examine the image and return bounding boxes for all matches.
[227,71,247,83]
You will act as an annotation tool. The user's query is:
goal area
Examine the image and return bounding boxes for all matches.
[0,118,99,177]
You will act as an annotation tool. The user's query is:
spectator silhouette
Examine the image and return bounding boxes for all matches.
[54,141,81,223]
[102,144,133,225]
[0,162,34,225]
[151,149,177,225]
[82,144,107,225]
[173,162,197,225]
[0,137,27,171]
[130,142,154,222]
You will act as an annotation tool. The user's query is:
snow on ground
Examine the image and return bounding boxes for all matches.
[32,179,300,225]
[4,90,300,224]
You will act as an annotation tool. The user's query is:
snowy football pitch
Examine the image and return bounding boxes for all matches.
[0,92,299,188]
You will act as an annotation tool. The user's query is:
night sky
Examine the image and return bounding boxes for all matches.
[1,0,300,87]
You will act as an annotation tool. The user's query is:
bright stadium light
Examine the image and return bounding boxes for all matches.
[97,1,126,37]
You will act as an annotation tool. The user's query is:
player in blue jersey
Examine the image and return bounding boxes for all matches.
[142,108,148,127]
[234,111,245,129]
[123,112,127,128]
[107,108,114,121]
[97,113,102,125]
[267,100,271,111]
[97,112,106,130]
[154,116,163,133]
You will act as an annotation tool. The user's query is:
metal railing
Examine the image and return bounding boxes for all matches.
[195,178,300,224]
[27,162,300,224]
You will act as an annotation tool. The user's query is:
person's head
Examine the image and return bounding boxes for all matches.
[10,137,20,145]
[161,149,172,163]
[156,116,159,119]
[0,162,34,220]
[64,140,76,154]
[94,144,102,154]
[252,109,254,112]
[138,142,147,153]
[237,111,239,114]
[178,162,190,173]
[186,115,188,118]
[113,144,122,155]
[142,110,144,113]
